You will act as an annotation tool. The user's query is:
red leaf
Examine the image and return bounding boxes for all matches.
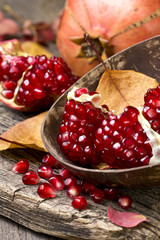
[107,206,149,228]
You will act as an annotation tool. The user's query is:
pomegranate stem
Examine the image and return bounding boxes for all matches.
[84,33,129,105]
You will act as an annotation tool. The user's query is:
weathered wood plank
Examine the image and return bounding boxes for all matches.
[0,103,160,240]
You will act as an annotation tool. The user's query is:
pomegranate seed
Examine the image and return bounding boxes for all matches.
[72,196,87,210]
[22,171,40,185]
[66,184,82,199]
[12,159,29,174]
[118,195,132,209]
[49,175,65,191]
[90,188,104,203]
[37,165,53,179]
[59,168,74,179]
[104,187,119,200]
[41,154,58,167]
[81,180,97,194]
[64,177,77,189]
[75,88,88,97]
[37,183,56,198]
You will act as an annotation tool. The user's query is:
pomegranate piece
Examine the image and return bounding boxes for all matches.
[49,175,65,191]
[64,177,77,189]
[66,184,82,199]
[37,165,53,179]
[90,188,104,203]
[22,171,40,185]
[72,196,88,210]
[0,39,79,112]
[12,159,29,174]
[37,183,56,198]
[104,187,119,200]
[143,85,160,133]
[41,154,58,167]
[81,180,97,194]
[57,88,109,166]
[118,195,133,210]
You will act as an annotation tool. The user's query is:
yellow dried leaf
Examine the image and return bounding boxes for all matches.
[96,70,159,114]
[0,111,47,152]
[21,41,53,58]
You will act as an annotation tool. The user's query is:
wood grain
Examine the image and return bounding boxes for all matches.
[0,102,160,240]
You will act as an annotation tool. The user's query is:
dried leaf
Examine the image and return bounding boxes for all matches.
[96,70,158,114]
[0,111,47,152]
[107,206,149,228]
[21,41,53,58]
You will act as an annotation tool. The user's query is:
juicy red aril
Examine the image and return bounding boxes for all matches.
[59,168,74,179]
[64,177,77,189]
[22,171,40,185]
[118,195,132,210]
[75,88,88,97]
[143,85,160,133]
[37,165,53,179]
[104,187,119,200]
[81,180,97,194]
[37,183,56,198]
[49,175,65,191]
[72,196,87,210]
[90,188,104,203]
[66,184,82,199]
[12,159,29,174]
[41,154,58,167]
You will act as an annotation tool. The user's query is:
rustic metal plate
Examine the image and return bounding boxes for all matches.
[41,35,160,188]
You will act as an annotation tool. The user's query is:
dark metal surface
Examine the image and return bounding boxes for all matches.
[42,35,160,188]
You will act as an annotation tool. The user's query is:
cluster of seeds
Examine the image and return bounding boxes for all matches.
[143,86,160,133]
[0,53,79,111]
[12,154,132,210]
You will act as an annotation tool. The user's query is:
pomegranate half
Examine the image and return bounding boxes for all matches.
[57,0,160,76]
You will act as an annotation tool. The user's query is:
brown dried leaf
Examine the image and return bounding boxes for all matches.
[96,70,159,114]
[0,111,47,152]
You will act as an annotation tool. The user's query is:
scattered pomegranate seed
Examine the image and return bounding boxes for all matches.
[64,177,77,189]
[66,184,82,199]
[37,165,53,179]
[59,168,74,179]
[49,175,65,191]
[81,180,97,194]
[118,195,133,210]
[22,171,40,185]
[104,187,119,200]
[72,196,88,210]
[37,183,56,198]
[90,188,104,203]
[12,159,29,174]
[41,154,58,167]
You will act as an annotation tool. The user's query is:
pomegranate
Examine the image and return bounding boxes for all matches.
[118,195,133,209]
[12,159,29,174]
[72,196,88,210]
[0,39,79,112]
[57,87,160,169]
[57,0,160,76]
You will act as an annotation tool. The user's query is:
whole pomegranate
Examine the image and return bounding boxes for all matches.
[0,39,79,112]
[57,0,160,76]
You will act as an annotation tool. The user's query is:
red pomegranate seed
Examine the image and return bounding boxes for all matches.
[90,188,104,203]
[37,183,56,198]
[81,180,97,194]
[64,177,77,189]
[49,175,65,191]
[37,165,53,179]
[118,195,132,209]
[59,168,74,179]
[22,171,40,185]
[41,154,58,167]
[72,196,88,210]
[104,187,119,200]
[66,184,82,199]
[75,88,88,97]
[12,159,29,174]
